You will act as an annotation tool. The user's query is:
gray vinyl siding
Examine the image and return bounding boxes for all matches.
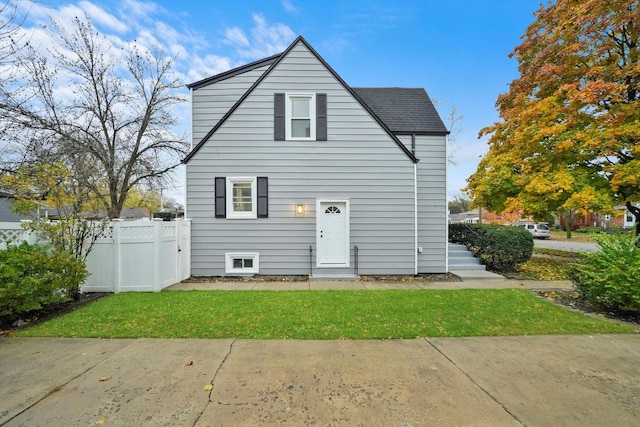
[191,65,271,144]
[187,42,417,276]
[0,199,21,222]
[413,135,448,273]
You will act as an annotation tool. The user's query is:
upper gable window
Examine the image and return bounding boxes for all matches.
[274,93,327,141]
[286,93,316,140]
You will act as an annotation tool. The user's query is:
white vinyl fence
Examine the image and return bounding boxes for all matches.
[0,219,191,293]
[0,222,38,248]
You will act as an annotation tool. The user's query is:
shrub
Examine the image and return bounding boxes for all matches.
[568,233,640,313]
[575,226,605,234]
[0,242,88,322]
[449,223,533,272]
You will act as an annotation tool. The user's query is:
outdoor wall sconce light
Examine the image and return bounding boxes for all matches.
[296,204,304,216]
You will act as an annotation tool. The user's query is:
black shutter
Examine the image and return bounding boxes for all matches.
[214,177,226,218]
[274,93,285,141]
[257,177,268,218]
[316,93,327,141]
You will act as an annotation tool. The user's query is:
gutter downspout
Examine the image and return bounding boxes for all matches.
[445,134,449,273]
[185,87,193,219]
[414,160,418,276]
[411,134,416,157]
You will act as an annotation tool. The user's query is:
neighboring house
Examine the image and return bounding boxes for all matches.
[0,191,51,222]
[449,208,480,224]
[0,191,22,222]
[183,36,449,277]
[615,204,638,229]
[558,205,638,230]
[120,207,151,220]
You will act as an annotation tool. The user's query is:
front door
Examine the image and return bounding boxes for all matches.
[316,200,349,267]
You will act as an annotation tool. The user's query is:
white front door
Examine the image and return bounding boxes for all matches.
[316,200,349,267]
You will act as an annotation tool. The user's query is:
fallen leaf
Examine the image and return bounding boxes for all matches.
[204,384,213,391]
[99,376,112,382]
[95,416,108,424]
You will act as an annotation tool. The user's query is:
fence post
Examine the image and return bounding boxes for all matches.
[112,219,123,293]
[153,218,162,291]
[175,219,181,284]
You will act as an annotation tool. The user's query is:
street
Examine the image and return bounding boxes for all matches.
[534,238,597,252]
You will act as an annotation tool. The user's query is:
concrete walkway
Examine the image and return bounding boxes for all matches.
[167,277,575,291]
[1,335,639,426]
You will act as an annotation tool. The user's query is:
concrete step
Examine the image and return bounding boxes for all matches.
[450,269,504,280]
[309,274,360,281]
[449,252,476,260]
[448,243,486,271]
[448,263,487,271]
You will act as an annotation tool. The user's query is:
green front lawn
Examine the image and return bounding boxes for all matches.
[16,289,635,339]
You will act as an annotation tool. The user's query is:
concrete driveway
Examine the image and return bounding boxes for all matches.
[1,335,638,426]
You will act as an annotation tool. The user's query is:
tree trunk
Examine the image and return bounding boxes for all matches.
[626,201,640,237]
[564,210,573,239]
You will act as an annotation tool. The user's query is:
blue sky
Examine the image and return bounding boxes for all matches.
[17,0,542,203]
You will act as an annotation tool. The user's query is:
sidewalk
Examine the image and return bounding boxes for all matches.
[1,335,638,426]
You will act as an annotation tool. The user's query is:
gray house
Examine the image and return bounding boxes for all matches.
[184,36,449,278]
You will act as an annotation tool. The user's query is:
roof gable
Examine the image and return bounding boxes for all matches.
[187,54,281,91]
[183,36,430,164]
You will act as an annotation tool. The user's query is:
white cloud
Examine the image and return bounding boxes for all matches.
[186,54,233,83]
[119,0,158,21]
[249,13,295,54]
[224,27,249,47]
[224,14,295,60]
[78,0,128,33]
[282,0,298,14]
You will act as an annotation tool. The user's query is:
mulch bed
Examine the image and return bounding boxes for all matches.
[536,290,640,327]
[0,293,111,335]
[183,273,462,283]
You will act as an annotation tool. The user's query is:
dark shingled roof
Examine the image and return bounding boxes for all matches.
[352,88,449,135]
[186,54,281,90]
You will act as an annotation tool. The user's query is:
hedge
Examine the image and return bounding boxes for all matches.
[449,223,533,272]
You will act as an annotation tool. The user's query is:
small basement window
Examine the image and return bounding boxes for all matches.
[225,252,259,274]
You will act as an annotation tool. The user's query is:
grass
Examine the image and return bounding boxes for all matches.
[15,289,635,339]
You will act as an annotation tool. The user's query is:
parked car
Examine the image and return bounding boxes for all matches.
[515,223,551,239]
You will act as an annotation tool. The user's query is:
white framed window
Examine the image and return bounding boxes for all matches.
[225,252,259,274]
[226,177,257,219]
[286,93,315,140]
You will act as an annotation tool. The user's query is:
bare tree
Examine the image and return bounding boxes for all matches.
[0,0,23,68]
[448,195,472,213]
[0,15,188,218]
[432,99,463,165]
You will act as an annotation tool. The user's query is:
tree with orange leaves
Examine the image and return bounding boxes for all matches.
[466,0,640,235]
